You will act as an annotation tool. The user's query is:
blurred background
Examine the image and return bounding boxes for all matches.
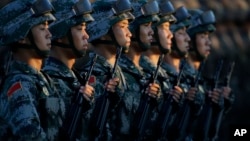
[169,1,250,140]
[89,0,250,140]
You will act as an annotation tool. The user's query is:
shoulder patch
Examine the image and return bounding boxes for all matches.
[88,75,96,86]
[7,82,22,97]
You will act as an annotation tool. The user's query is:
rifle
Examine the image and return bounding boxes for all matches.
[156,60,186,141]
[211,61,235,141]
[90,46,123,141]
[62,54,98,141]
[131,54,165,141]
[171,60,206,140]
[202,59,224,141]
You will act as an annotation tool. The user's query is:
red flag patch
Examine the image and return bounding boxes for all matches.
[7,82,22,97]
[88,75,96,86]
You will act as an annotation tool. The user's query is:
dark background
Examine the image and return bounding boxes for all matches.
[169,0,250,140]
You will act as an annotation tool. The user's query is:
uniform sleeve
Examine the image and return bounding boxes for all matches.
[3,81,47,141]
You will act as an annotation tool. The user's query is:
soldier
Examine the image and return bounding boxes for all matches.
[0,0,64,140]
[137,0,183,140]
[159,5,192,141]
[41,0,95,140]
[73,0,135,140]
[117,0,161,140]
[184,9,234,141]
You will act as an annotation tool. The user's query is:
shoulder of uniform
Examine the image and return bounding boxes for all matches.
[3,75,36,97]
[7,81,22,98]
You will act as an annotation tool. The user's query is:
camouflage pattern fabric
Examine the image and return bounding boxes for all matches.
[179,59,206,140]
[108,54,148,140]
[42,57,80,115]
[181,60,205,107]
[42,57,87,140]
[139,55,171,139]
[0,60,65,141]
[161,61,192,140]
[74,51,127,141]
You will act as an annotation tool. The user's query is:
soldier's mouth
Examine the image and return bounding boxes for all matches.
[47,43,51,48]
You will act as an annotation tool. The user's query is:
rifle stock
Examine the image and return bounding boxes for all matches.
[131,54,164,141]
[62,54,98,141]
[90,46,123,141]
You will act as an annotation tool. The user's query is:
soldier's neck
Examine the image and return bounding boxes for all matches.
[126,47,141,67]
[164,54,181,73]
[143,50,161,66]
[13,51,43,71]
[94,44,116,67]
[187,56,200,70]
[50,48,75,69]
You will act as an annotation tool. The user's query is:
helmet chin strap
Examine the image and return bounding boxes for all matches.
[171,37,187,58]
[26,32,50,58]
[108,29,129,53]
[92,29,128,53]
[153,27,170,54]
[134,27,151,52]
[189,36,205,61]
[52,31,86,58]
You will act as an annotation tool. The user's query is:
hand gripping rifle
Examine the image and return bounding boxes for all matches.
[131,54,165,141]
[62,54,98,141]
[212,61,235,141]
[90,46,123,141]
[173,60,206,141]
[202,59,224,141]
[156,60,187,141]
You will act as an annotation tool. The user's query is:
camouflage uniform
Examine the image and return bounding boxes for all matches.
[113,54,148,140]
[42,0,95,139]
[0,0,60,140]
[73,0,134,140]
[0,60,65,141]
[181,59,205,139]
[139,55,171,139]
[75,52,127,140]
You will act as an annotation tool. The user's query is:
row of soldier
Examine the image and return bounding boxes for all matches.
[0,0,235,141]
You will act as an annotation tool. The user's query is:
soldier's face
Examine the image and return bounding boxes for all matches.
[139,22,154,47]
[71,22,89,53]
[174,27,190,54]
[31,21,52,51]
[112,20,132,49]
[157,22,173,50]
[195,31,211,58]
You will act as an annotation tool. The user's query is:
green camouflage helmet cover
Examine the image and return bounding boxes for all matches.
[0,0,55,45]
[187,9,216,38]
[87,0,135,42]
[170,6,191,32]
[49,0,94,40]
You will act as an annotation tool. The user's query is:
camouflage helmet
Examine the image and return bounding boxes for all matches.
[87,0,135,42]
[187,9,216,38]
[0,0,55,45]
[49,0,94,40]
[170,6,191,32]
[156,0,176,26]
[152,0,176,54]
[129,0,160,32]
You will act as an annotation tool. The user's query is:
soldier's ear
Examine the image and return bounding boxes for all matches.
[18,38,30,44]
[57,36,69,44]
[100,34,112,41]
